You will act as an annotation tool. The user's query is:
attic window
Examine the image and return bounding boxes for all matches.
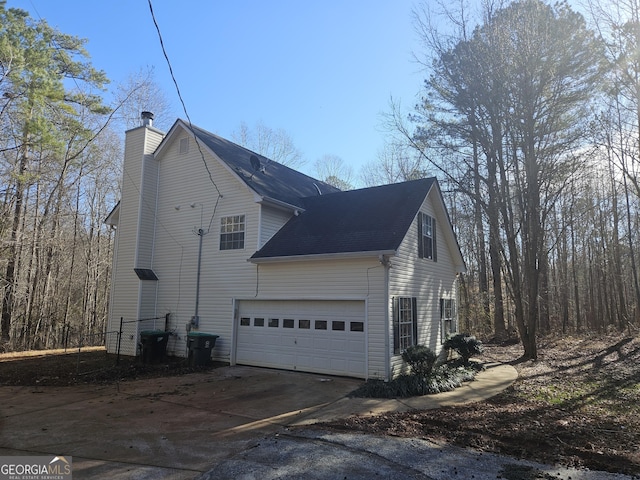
[179,137,189,154]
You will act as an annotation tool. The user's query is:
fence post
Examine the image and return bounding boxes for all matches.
[117,317,123,366]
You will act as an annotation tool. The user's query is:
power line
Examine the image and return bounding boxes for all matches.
[147,0,222,234]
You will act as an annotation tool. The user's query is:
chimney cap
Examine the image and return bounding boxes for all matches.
[141,111,154,127]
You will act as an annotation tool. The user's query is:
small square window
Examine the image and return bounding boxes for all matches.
[268,318,279,328]
[283,319,295,328]
[315,320,327,330]
[299,319,310,329]
[254,317,264,327]
[240,317,250,326]
[332,321,345,331]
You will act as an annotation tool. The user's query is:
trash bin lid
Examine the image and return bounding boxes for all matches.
[187,332,219,339]
[140,330,168,337]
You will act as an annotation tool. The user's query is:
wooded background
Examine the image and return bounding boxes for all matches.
[2,0,640,357]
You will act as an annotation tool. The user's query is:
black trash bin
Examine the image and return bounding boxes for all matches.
[187,332,219,367]
[140,330,170,364]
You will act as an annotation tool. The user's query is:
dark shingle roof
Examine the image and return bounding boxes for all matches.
[251,178,436,260]
[190,124,340,208]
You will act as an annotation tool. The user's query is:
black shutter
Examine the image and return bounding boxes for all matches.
[417,213,424,259]
[440,298,445,343]
[412,297,418,346]
[432,217,437,262]
[393,297,400,354]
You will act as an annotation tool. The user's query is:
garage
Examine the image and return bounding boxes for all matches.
[235,299,367,378]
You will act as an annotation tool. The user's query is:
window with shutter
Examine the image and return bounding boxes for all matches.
[417,213,437,261]
[393,296,418,354]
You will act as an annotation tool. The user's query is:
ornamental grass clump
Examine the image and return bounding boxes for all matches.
[443,333,484,367]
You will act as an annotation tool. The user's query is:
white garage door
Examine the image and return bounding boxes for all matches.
[236,300,366,378]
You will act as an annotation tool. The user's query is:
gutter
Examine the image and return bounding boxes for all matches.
[254,194,305,214]
[248,249,397,264]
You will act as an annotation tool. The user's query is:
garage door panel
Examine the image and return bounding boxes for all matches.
[237,300,366,378]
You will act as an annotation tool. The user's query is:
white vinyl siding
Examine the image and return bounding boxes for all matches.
[149,127,261,360]
[107,126,164,356]
[249,257,387,379]
[388,191,458,377]
[259,206,292,248]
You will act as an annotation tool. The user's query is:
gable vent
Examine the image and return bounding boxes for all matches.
[179,138,189,154]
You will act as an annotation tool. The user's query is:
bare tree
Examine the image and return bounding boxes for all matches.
[113,67,174,131]
[313,154,354,190]
[231,120,305,169]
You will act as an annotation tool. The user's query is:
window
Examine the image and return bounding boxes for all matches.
[441,298,457,342]
[315,320,327,330]
[240,317,250,326]
[299,319,310,329]
[332,321,345,331]
[268,318,279,328]
[393,297,417,354]
[254,317,264,327]
[417,213,437,261]
[220,215,245,250]
[350,321,364,332]
[283,319,295,328]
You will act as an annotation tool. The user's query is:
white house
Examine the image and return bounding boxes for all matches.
[105,113,466,380]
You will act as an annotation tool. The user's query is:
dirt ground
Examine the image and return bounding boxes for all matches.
[0,346,218,386]
[325,334,640,476]
[0,335,638,476]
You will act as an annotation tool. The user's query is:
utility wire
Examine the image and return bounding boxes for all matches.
[147,0,222,232]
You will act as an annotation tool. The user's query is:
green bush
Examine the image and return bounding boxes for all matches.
[402,345,437,377]
[350,363,479,398]
[443,333,484,366]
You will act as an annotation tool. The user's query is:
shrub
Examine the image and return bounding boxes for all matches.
[402,345,437,377]
[350,363,478,398]
[443,333,484,366]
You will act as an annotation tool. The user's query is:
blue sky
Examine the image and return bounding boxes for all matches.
[9,1,425,177]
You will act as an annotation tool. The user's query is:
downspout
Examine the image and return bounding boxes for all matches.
[381,254,392,381]
[193,228,204,328]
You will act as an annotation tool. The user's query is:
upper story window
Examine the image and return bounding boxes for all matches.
[220,215,245,250]
[418,212,437,261]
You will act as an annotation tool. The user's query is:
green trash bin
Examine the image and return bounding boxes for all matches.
[140,330,170,364]
[187,332,219,367]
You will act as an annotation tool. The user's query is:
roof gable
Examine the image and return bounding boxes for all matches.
[251,178,437,260]
[157,120,340,209]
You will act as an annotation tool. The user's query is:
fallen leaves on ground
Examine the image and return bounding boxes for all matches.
[323,334,640,476]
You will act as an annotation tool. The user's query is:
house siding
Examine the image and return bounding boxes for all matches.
[149,129,261,361]
[253,257,387,379]
[107,125,164,356]
[388,189,458,377]
[107,121,463,381]
[259,206,292,248]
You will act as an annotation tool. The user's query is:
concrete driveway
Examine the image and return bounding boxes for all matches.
[0,366,361,478]
[0,364,630,480]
